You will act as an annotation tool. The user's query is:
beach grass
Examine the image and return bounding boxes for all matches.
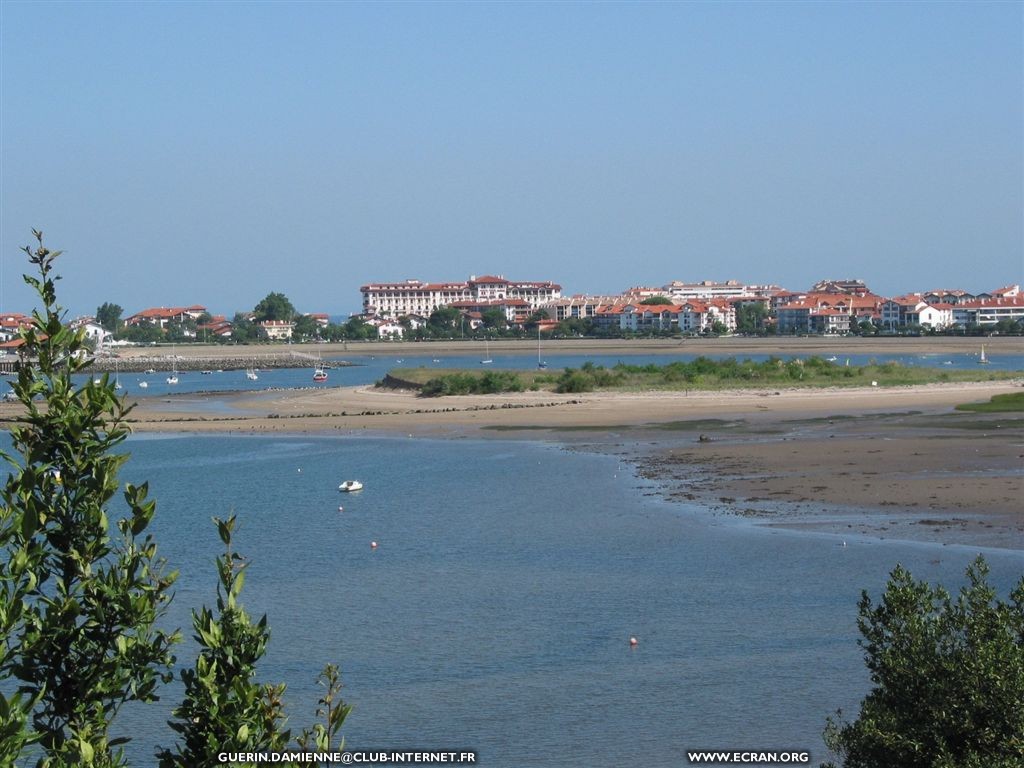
[954,391,1024,413]
[388,357,1021,396]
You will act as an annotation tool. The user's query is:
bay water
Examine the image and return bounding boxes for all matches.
[80,433,1024,766]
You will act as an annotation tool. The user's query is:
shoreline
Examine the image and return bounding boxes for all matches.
[103,334,1024,361]
[2,370,1020,550]
[25,378,1017,552]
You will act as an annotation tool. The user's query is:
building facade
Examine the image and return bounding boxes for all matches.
[360,275,561,319]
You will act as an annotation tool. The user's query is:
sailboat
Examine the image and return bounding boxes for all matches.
[114,360,123,390]
[978,345,990,364]
[246,363,259,381]
[166,348,179,385]
[537,326,547,369]
[480,337,492,365]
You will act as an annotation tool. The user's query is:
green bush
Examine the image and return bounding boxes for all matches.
[823,557,1024,768]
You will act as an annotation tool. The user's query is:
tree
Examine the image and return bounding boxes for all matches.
[857,320,876,336]
[165,318,196,343]
[119,322,164,345]
[480,308,507,329]
[0,231,179,766]
[638,296,672,305]
[428,306,460,332]
[823,556,1024,768]
[292,314,320,341]
[158,517,291,766]
[253,292,295,323]
[231,312,261,343]
[343,316,373,340]
[96,302,123,331]
[736,304,767,335]
[0,232,351,766]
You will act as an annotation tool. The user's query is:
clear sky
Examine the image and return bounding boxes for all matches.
[1,0,1021,318]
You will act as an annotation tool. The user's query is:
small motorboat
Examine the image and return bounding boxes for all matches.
[338,480,363,492]
[138,381,149,389]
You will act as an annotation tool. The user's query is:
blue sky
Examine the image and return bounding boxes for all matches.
[1,1,1021,318]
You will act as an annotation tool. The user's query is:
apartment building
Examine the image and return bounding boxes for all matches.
[360,275,561,318]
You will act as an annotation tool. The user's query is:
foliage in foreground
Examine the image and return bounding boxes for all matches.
[159,517,350,767]
[0,231,179,766]
[0,232,349,766]
[822,557,1024,768]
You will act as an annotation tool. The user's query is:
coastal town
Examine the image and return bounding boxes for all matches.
[1,275,1022,350]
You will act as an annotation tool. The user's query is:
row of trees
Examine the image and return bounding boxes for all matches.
[95,292,369,344]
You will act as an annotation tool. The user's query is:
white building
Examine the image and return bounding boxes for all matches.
[663,280,784,301]
[361,274,562,320]
[259,320,294,340]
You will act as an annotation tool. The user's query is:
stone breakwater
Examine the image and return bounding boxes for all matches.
[85,355,357,373]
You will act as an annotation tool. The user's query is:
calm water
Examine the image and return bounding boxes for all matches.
[70,433,1021,767]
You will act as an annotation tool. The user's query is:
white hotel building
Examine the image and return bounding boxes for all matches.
[360,275,562,319]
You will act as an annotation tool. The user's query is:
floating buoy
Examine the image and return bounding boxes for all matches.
[370,541,378,549]
[629,636,638,647]
[338,506,344,511]
[297,468,302,473]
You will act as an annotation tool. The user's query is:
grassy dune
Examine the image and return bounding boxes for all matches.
[384,356,1022,396]
[955,391,1024,413]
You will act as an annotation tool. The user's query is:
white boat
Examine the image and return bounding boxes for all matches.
[978,345,990,364]
[138,380,148,389]
[166,347,179,384]
[246,366,259,380]
[537,326,547,369]
[144,368,157,375]
[480,338,492,365]
[313,354,328,382]
[338,480,363,492]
